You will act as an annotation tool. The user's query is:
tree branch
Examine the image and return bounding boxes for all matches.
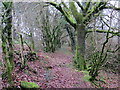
[69,0,82,23]
[107,46,120,53]
[84,1,91,13]
[86,29,120,37]
[46,2,76,28]
[101,17,120,31]
[73,0,84,11]
[104,6,120,11]
[84,2,107,24]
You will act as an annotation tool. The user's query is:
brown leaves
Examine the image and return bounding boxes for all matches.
[0,50,118,88]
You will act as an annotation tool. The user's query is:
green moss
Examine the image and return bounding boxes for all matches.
[81,70,89,75]
[20,81,39,88]
[81,71,91,82]
[82,75,91,82]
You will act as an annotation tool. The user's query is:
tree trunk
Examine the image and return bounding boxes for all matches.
[75,24,86,70]
[1,2,14,85]
[19,34,25,67]
[65,24,75,51]
[30,32,35,51]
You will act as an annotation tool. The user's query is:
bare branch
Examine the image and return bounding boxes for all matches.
[73,0,84,11]
[104,6,120,11]
[107,46,120,53]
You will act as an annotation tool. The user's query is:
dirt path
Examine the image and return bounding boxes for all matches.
[1,47,118,88]
[38,51,119,88]
[38,52,91,88]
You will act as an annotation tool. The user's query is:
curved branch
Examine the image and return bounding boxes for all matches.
[46,2,76,28]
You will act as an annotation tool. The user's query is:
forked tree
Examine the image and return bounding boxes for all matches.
[47,0,120,70]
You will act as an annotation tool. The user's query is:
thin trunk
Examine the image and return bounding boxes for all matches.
[19,34,25,67]
[118,2,120,74]
[30,32,35,51]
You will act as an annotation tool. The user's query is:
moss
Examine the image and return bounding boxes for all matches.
[74,45,86,70]
[82,75,91,82]
[81,70,91,82]
[20,81,39,88]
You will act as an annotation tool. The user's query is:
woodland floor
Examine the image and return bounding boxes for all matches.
[0,46,119,89]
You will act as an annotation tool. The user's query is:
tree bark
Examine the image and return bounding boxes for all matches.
[76,24,85,56]
[1,2,14,85]
[65,24,75,51]
[75,24,86,70]
[30,32,35,51]
[19,34,25,67]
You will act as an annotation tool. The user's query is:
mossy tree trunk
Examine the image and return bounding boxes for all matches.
[30,31,35,51]
[19,34,25,67]
[47,1,110,70]
[75,24,86,70]
[65,24,75,51]
[1,2,14,85]
[41,9,62,53]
